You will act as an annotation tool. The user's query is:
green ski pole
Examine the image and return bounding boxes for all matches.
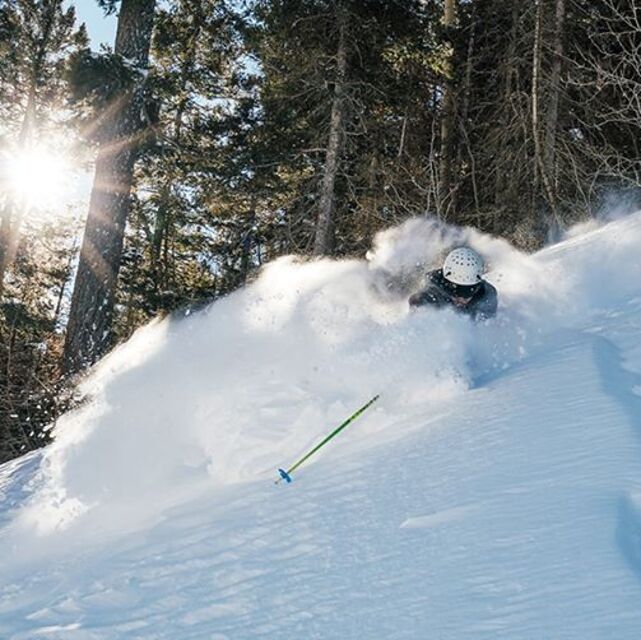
[276,394,380,484]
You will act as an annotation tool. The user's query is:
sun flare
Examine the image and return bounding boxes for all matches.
[3,145,72,211]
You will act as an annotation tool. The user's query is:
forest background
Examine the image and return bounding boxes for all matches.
[1,0,641,463]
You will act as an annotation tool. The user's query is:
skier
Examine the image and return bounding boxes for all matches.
[409,247,497,320]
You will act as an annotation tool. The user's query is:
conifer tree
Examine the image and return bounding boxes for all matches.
[0,0,87,294]
[115,0,246,330]
[247,0,435,256]
[63,0,156,373]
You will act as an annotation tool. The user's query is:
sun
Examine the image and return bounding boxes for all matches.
[3,145,72,211]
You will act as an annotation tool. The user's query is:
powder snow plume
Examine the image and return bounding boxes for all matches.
[10,212,641,542]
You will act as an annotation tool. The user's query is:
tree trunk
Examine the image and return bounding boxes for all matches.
[313,5,348,257]
[0,96,36,299]
[150,15,201,291]
[63,0,155,374]
[438,0,458,219]
[544,0,565,200]
[532,0,557,221]
[0,211,13,299]
[493,0,521,214]
[53,241,78,327]
[457,9,477,215]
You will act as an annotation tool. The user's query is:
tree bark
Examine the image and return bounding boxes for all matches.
[0,209,14,299]
[63,0,155,373]
[438,0,458,219]
[532,0,557,220]
[313,4,348,257]
[0,105,36,297]
[150,14,201,290]
[544,0,565,197]
[457,8,477,214]
[493,1,521,213]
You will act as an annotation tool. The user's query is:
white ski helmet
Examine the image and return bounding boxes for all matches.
[442,247,484,285]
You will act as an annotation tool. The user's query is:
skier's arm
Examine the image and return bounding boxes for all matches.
[409,284,446,309]
[472,284,498,320]
[409,290,432,307]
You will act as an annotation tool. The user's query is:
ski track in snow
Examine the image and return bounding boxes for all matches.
[3,217,641,638]
[587,301,641,584]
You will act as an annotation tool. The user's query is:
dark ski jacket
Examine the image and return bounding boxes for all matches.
[409,269,498,321]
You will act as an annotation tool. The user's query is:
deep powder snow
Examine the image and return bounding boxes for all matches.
[2,213,641,638]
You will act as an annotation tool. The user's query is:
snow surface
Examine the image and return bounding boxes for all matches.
[2,214,641,638]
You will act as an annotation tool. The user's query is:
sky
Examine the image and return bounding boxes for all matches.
[64,1,118,49]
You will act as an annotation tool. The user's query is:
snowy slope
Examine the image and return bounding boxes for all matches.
[2,214,641,639]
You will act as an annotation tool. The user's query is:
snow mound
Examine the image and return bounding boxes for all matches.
[9,212,641,539]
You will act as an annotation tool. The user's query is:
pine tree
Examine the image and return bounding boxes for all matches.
[63,0,156,373]
[0,214,79,464]
[115,0,249,331]
[0,0,86,462]
[247,0,436,257]
[0,0,87,295]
